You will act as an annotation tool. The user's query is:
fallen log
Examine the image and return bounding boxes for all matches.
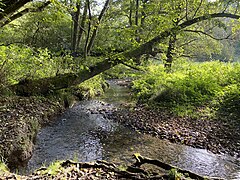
[60,159,149,179]
[131,153,224,180]
[9,58,116,96]
[30,154,226,180]
[8,13,240,96]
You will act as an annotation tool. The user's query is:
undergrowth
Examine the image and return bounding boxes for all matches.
[132,59,240,118]
[0,45,107,98]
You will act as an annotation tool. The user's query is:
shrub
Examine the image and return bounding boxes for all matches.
[132,59,240,116]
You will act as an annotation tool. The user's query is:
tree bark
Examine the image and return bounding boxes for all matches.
[0,1,51,27]
[165,34,177,69]
[86,0,111,55]
[71,3,81,53]
[0,0,31,20]
[129,0,134,26]
[9,12,240,96]
[84,0,91,59]
[76,1,88,51]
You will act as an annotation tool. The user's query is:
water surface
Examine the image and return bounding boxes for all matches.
[27,80,240,179]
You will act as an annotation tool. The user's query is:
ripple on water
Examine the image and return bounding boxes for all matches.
[27,80,240,179]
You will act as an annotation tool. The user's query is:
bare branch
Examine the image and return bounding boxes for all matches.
[185,0,188,20]
[184,29,232,40]
[222,0,232,13]
[179,38,198,47]
[192,0,203,18]
[120,61,143,71]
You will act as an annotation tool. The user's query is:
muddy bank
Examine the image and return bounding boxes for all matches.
[107,104,240,158]
[0,96,64,169]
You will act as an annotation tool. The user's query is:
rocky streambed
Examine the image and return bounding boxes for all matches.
[20,80,240,179]
[108,104,240,159]
[0,80,240,180]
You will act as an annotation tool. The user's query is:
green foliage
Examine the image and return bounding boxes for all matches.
[132,59,240,117]
[0,5,72,51]
[0,159,9,173]
[104,64,142,79]
[0,45,76,85]
[73,75,108,100]
[38,161,63,176]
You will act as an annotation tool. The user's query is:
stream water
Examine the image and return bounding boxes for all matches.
[27,80,240,179]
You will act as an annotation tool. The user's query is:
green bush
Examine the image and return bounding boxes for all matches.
[132,59,240,117]
[71,75,108,100]
[0,45,77,84]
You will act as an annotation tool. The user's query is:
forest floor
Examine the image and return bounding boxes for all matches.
[0,83,239,179]
[107,103,240,159]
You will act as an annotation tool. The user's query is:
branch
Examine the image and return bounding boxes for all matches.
[123,12,240,60]
[192,0,203,18]
[86,0,110,54]
[0,1,51,27]
[179,38,198,47]
[184,29,232,40]
[185,0,188,20]
[0,0,31,21]
[132,153,223,180]
[120,61,144,71]
[222,0,232,13]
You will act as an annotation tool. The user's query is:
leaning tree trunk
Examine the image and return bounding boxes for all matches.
[10,58,116,96]
[9,12,240,96]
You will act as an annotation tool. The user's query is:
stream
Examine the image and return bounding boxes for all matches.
[27,80,240,179]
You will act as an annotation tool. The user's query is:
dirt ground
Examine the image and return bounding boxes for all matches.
[0,96,64,169]
[107,104,240,159]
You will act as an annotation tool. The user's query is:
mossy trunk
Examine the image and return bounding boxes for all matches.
[10,59,115,96]
[9,12,240,96]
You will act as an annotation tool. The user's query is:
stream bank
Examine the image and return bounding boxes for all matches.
[0,96,65,169]
[1,80,239,180]
[108,103,240,159]
[14,80,239,179]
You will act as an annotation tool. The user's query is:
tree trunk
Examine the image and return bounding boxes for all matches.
[9,12,240,96]
[10,58,117,96]
[129,0,133,26]
[0,1,51,27]
[165,34,177,69]
[0,0,31,22]
[135,0,140,43]
[76,1,88,51]
[86,0,111,55]
[71,3,81,53]
[84,0,91,59]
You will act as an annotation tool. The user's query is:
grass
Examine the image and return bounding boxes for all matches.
[131,59,240,119]
[0,159,9,173]
[37,161,63,176]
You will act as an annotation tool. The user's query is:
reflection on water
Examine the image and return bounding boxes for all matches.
[27,80,240,179]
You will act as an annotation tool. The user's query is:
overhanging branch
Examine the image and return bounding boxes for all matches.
[1,1,51,27]
[184,29,232,40]
[8,12,240,95]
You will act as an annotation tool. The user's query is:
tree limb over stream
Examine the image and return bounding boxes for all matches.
[9,12,240,96]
